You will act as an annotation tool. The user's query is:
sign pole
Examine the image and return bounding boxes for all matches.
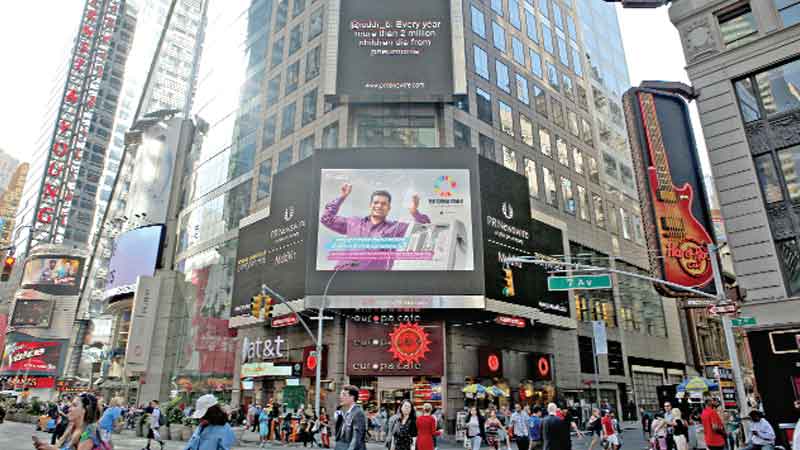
[591,330,600,409]
[709,244,749,426]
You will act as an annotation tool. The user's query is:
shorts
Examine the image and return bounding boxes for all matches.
[260,422,270,437]
[606,435,620,447]
[100,429,112,443]
[148,427,162,441]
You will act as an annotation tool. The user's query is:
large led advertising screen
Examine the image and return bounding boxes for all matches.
[336,0,454,102]
[104,225,165,299]
[21,255,84,295]
[317,169,474,271]
[10,299,55,328]
[0,334,66,376]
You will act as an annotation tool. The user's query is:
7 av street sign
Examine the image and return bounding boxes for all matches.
[547,274,612,291]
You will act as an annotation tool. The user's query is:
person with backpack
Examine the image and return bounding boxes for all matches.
[145,400,165,450]
[32,393,109,450]
[183,394,236,450]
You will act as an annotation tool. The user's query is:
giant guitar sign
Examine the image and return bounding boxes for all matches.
[623,87,716,297]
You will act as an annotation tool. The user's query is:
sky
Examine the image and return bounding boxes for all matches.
[0,0,84,163]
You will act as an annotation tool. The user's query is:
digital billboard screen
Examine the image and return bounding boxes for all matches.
[21,255,84,295]
[317,169,474,271]
[529,220,570,317]
[10,299,55,328]
[336,0,454,102]
[0,336,65,376]
[104,225,165,299]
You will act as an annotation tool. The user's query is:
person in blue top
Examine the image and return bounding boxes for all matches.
[259,405,271,448]
[98,396,124,445]
[184,394,236,450]
[528,406,543,450]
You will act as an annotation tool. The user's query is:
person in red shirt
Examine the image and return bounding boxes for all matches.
[701,398,726,450]
[601,411,620,450]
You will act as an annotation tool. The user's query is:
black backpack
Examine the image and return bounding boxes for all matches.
[158,409,166,426]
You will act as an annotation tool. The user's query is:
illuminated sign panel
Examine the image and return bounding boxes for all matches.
[33,0,121,246]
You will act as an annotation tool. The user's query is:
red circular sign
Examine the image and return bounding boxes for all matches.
[537,356,550,378]
[487,354,500,372]
[388,322,432,364]
[306,354,318,370]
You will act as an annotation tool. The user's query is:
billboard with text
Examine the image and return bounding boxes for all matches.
[21,255,84,295]
[336,0,454,102]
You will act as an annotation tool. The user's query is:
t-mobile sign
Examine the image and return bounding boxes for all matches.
[336,0,454,102]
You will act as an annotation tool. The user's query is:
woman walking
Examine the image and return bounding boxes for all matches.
[464,406,486,450]
[183,394,236,450]
[485,410,503,450]
[259,404,271,448]
[672,409,689,450]
[388,400,418,450]
[416,404,441,450]
[32,393,103,450]
[319,407,330,448]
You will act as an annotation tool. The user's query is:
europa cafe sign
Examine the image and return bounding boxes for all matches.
[346,320,444,376]
[35,0,120,244]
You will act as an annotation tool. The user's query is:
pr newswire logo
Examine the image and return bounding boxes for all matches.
[429,175,465,205]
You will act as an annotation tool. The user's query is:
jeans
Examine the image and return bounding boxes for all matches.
[471,435,483,450]
[515,436,530,450]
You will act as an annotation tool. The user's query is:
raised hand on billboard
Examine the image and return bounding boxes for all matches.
[410,194,421,216]
[340,182,353,199]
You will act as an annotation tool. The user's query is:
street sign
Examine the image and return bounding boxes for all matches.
[708,303,739,316]
[547,274,612,291]
[592,321,608,355]
[730,317,756,327]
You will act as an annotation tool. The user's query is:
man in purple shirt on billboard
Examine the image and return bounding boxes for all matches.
[321,182,430,270]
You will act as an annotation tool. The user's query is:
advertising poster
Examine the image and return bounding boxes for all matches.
[529,220,570,317]
[317,168,474,272]
[232,158,311,318]
[336,0,454,102]
[347,320,444,376]
[104,225,164,299]
[10,299,55,328]
[479,157,536,307]
[1,339,63,375]
[21,255,84,295]
[623,88,716,297]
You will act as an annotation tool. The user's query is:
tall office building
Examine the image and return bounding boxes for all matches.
[0,149,20,196]
[129,0,695,415]
[0,163,29,249]
[669,0,800,424]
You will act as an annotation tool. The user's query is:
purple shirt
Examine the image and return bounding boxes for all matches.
[320,196,430,270]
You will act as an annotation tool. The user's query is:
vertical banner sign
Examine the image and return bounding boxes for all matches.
[125,276,160,372]
[623,87,717,297]
[592,321,608,355]
[33,0,121,246]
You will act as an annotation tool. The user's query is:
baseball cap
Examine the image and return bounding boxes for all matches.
[191,394,218,419]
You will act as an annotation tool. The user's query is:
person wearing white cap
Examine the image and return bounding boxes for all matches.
[183,394,236,450]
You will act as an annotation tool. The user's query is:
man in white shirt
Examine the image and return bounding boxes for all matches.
[743,410,775,450]
[510,403,530,450]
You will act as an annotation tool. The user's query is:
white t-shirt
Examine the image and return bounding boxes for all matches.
[791,418,799,450]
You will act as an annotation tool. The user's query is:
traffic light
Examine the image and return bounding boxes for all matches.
[250,294,263,319]
[1,255,15,282]
[501,267,515,297]
[263,295,274,320]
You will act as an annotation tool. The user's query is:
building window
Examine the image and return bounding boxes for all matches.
[271,37,284,68]
[275,0,288,30]
[561,177,575,214]
[534,84,547,116]
[471,5,487,38]
[492,0,504,16]
[608,341,625,376]
[754,58,800,117]
[286,61,300,95]
[455,121,472,148]
[493,22,507,52]
[304,47,321,82]
[503,146,518,171]
[552,99,564,128]
[568,111,579,138]
[542,23,554,54]
[577,184,589,221]
[267,75,281,106]
[556,136,569,167]
[572,47,583,77]
[754,153,784,203]
[620,165,635,189]
[262,115,277,148]
[525,158,539,197]
[509,0,521,28]
[593,193,605,228]
[776,0,800,27]
[309,8,324,40]
[323,122,339,148]
[480,134,496,160]
[588,155,599,183]
[256,158,273,200]
[567,15,577,40]
[603,152,618,179]
[620,208,631,240]
[299,135,314,160]
[573,147,584,174]
[578,336,595,373]
[520,114,534,147]
[776,238,800,296]
[609,204,619,235]
[562,74,574,100]
[557,35,569,66]
[499,100,514,136]
[302,89,318,126]
[717,5,758,49]
[496,60,511,92]
[530,49,543,78]
[281,102,296,138]
[543,166,557,206]
[778,144,800,202]
[289,24,303,55]
[512,37,525,65]
[277,147,293,172]
[547,62,560,91]
[516,74,530,105]
[477,88,493,124]
[552,1,563,29]
[539,127,552,157]
[734,77,761,122]
[474,45,490,79]
[357,116,436,147]
[581,117,593,144]
[525,10,538,42]
[617,261,668,337]
[293,0,305,17]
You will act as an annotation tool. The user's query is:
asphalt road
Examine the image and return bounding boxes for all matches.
[0,420,650,450]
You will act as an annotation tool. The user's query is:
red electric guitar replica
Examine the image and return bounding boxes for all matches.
[638,92,713,289]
